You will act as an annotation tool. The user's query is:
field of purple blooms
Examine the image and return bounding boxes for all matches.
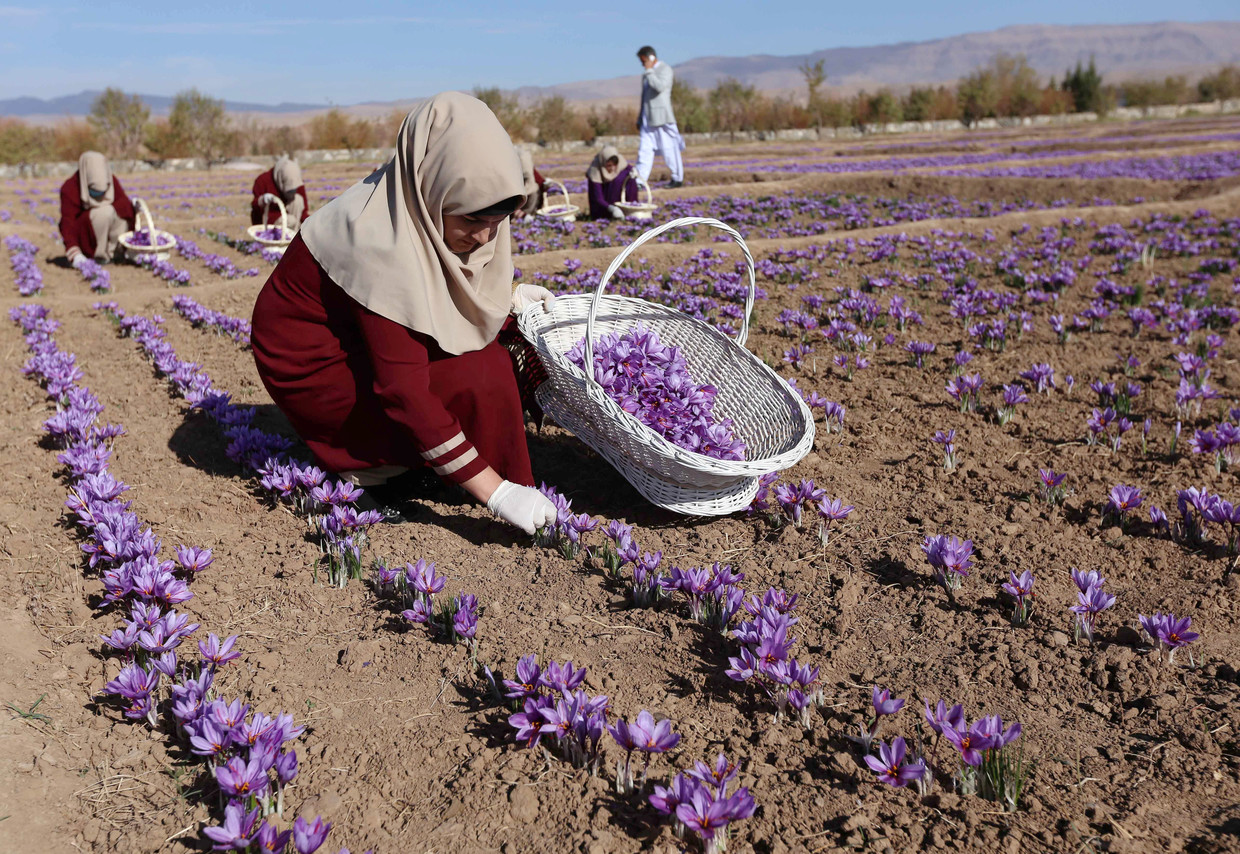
[1,115,1239,854]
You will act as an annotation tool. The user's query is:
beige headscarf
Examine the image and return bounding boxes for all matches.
[79,151,114,209]
[586,145,627,183]
[300,92,524,355]
[273,156,303,194]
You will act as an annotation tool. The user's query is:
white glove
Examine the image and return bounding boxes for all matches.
[511,283,556,316]
[257,193,278,207]
[487,480,557,535]
[68,249,85,268]
[608,204,624,219]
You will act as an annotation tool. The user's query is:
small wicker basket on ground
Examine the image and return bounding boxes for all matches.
[614,177,657,220]
[118,199,176,262]
[536,179,580,222]
[517,216,815,515]
[245,196,295,254]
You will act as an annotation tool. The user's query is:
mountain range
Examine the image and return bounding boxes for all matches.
[3,20,1238,123]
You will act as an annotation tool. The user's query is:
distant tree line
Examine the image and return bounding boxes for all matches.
[2,60,1239,165]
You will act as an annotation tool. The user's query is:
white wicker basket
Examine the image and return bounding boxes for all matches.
[246,195,295,252]
[118,198,176,261]
[518,216,815,515]
[614,177,657,220]
[536,179,580,222]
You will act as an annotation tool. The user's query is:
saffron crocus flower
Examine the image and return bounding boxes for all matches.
[676,788,735,843]
[975,714,1022,748]
[687,753,740,793]
[905,340,936,368]
[773,479,825,528]
[1070,568,1105,594]
[404,559,445,597]
[401,601,430,624]
[1105,484,1143,529]
[815,496,854,545]
[946,373,984,412]
[871,685,905,717]
[924,699,965,736]
[275,749,298,785]
[198,632,241,667]
[502,654,542,700]
[539,659,587,694]
[1001,569,1035,626]
[864,737,927,787]
[649,772,699,816]
[253,824,292,854]
[1140,612,1200,663]
[174,545,214,573]
[627,709,682,754]
[202,802,261,850]
[291,816,331,854]
[942,720,996,767]
[997,383,1028,425]
[922,534,973,594]
[508,696,551,748]
[1039,468,1067,505]
[215,755,271,798]
[1070,583,1115,644]
[931,429,956,471]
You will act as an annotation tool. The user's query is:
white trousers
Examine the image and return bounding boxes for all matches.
[636,122,685,183]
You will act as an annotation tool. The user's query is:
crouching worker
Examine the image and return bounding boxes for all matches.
[586,145,638,219]
[59,151,135,268]
[252,156,310,227]
[513,149,546,219]
[251,92,561,533]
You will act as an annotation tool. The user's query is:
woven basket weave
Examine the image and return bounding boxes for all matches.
[246,195,294,248]
[536,179,580,222]
[518,216,815,515]
[614,176,657,220]
[118,198,176,261]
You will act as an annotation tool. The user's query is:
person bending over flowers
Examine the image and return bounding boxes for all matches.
[59,151,136,268]
[251,92,559,533]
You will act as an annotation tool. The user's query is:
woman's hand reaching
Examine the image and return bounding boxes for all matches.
[511,283,557,316]
[486,480,557,534]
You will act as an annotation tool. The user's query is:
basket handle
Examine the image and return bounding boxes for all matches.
[132,197,155,235]
[583,217,756,395]
[636,176,652,205]
[544,179,570,209]
[263,194,289,233]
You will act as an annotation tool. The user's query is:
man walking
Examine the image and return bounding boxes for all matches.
[635,45,685,188]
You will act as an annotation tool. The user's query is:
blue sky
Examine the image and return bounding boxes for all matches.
[1,0,1237,103]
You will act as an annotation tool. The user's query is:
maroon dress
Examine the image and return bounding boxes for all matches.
[250,233,534,488]
[58,173,136,258]
[250,169,311,226]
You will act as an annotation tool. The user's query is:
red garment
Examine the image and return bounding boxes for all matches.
[250,169,310,226]
[58,172,135,257]
[533,167,546,187]
[250,233,533,487]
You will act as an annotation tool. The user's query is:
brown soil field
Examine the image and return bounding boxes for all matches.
[1,115,1238,854]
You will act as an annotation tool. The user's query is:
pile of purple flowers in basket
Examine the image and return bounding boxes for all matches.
[566,324,745,460]
[255,224,291,241]
[125,227,176,250]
